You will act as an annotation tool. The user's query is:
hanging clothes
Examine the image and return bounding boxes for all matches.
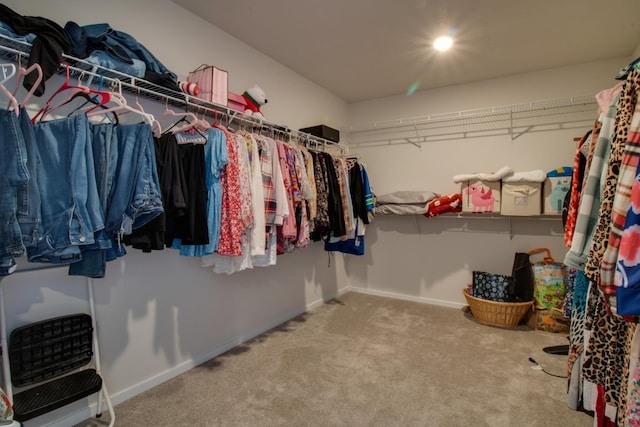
[564,129,594,248]
[209,127,243,257]
[0,108,31,276]
[172,127,228,257]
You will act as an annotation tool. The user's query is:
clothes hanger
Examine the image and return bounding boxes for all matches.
[0,62,16,85]
[31,64,114,123]
[198,109,212,130]
[64,74,107,115]
[10,54,43,108]
[131,89,162,136]
[0,63,18,115]
[86,80,156,129]
[159,99,200,134]
[61,75,117,124]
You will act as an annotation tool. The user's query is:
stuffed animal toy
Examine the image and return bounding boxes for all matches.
[241,85,268,118]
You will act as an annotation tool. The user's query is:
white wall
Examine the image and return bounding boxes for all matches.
[345,57,631,307]
[2,1,636,425]
[0,1,350,426]
[5,0,348,132]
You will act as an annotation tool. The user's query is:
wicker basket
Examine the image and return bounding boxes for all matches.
[462,288,533,328]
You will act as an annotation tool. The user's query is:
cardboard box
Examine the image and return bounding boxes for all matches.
[543,167,573,215]
[500,182,542,216]
[299,125,340,143]
[227,92,247,112]
[461,180,501,213]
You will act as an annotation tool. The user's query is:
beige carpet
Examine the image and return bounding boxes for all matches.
[75,292,592,427]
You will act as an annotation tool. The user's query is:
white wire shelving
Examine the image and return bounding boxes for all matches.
[0,34,349,156]
[347,96,598,148]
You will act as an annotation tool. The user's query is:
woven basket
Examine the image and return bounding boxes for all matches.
[462,288,533,328]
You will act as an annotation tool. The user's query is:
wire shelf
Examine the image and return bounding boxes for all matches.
[0,34,348,156]
[348,96,598,147]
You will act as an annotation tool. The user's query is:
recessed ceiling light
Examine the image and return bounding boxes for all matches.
[433,35,453,52]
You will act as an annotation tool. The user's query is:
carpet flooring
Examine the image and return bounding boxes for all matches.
[74,291,593,426]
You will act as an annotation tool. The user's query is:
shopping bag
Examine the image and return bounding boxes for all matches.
[519,248,569,333]
[529,248,567,310]
[187,64,228,105]
[511,251,534,302]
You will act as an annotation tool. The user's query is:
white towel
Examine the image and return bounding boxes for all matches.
[502,169,546,183]
[453,166,514,183]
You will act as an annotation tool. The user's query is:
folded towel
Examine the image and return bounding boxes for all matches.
[502,169,546,183]
[376,190,438,205]
[453,166,514,183]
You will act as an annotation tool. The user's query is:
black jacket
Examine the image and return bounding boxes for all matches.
[0,4,71,96]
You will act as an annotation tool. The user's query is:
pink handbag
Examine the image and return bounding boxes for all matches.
[187,64,228,106]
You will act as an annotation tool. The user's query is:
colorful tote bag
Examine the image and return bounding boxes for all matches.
[529,248,567,310]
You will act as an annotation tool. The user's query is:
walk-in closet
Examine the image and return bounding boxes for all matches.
[0,1,638,426]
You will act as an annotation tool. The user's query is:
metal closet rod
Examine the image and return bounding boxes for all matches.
[0,37,348,156]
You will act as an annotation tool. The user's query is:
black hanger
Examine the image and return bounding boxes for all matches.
[65,91,119,124]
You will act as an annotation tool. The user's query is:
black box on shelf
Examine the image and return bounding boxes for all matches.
[299,125,340,143]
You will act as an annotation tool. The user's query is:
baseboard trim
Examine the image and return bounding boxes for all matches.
[347,286,467,309]
[42,286,351,427]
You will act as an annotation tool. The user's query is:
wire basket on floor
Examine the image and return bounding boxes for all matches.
[462,288,533,328]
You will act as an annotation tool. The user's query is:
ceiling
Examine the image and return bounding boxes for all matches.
[172,0,640,103]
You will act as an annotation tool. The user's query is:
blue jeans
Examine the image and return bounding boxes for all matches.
[105,123,164,261]
[69,123,118,278]
[28,115,104,264]
[0,109,29,275]
[82,23,177,82]
[0,22,36,44]
[82,50,146,79]
[16,107,42,250]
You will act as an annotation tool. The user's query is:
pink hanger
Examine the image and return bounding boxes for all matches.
[10,59,43,108]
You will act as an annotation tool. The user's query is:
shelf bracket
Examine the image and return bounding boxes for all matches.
[405,138,421,148]
[509,216,514,240]
[511,126,533,141]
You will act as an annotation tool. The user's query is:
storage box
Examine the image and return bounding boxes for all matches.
[543,167,573,215]
[227,92,247,112]
[500,182,542,216]
[188,64,228,106]
[299,125,340,143]
[461,180,501,213]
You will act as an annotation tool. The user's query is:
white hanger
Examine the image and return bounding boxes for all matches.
[0,62,16,85]
[86,79,156,129]
[0,63,19,115]
[131,90,162,136]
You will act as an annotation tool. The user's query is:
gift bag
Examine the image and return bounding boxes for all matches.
[472,271,514,302]
[187,64,228,105]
